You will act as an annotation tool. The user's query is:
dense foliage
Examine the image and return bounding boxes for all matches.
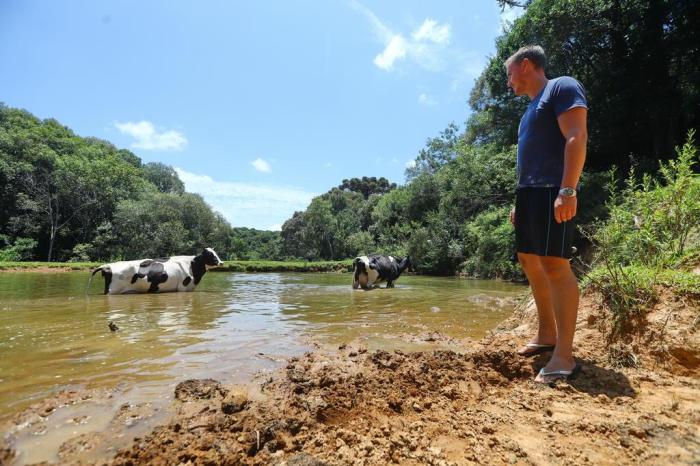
[229,227,283,261]
[0,105,233,261]
[470,0,700,174]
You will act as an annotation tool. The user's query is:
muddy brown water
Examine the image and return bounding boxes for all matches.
[0,271,524,464]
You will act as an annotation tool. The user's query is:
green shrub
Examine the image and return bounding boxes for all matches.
[587,130,700,333]
[345,231,376,258]
[593,130,699,269]
[460,206,521,279]
[0,237,38,261]
[69,243,94,262]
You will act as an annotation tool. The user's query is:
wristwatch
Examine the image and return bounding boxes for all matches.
[559,187,577,197]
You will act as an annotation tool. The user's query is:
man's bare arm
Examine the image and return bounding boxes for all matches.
[554,107,588,223]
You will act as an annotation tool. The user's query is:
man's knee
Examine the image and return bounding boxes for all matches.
[540,256,572,278]
[518,252,542,273]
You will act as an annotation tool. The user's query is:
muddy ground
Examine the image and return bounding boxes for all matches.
[2,290,698,466]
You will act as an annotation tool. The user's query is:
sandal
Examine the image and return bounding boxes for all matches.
[536,363,582,384]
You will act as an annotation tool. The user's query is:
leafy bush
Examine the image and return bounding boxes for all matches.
[0,236,37,261]
[460,206,521,280]
[346,231,376,258]
[587,130,700,332]
[593,130,699,268]
[69,243,94,262]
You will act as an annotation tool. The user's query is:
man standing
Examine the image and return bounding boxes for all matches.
[505,45,588,383]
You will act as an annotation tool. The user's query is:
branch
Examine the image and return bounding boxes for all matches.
[57,198,98,230]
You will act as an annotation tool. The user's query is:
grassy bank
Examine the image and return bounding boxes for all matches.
[0,260,354,273]
[0,261,101,271]
[217,260,353,273]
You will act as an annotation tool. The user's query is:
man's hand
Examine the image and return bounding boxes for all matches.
[554,195,577,223]
[509,207,516,226]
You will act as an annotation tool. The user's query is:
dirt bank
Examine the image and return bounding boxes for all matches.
[2,290,698,465]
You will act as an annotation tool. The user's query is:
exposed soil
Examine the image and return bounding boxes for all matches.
[2,288,698,466]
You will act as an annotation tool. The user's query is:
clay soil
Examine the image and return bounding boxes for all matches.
[2,290,699,466]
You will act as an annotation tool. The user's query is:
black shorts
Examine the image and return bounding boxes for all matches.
[515,186,575,259]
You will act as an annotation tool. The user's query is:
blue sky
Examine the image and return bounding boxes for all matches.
[0,0,522,230]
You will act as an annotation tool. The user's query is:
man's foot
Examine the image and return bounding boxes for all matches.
[517,339,556,357]
[534,359,580,384]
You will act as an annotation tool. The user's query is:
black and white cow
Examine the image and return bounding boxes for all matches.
[352,255,413,289]
[89,248,223,294]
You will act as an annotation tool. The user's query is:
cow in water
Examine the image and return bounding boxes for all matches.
[88,248,223,295]
[352,255,413,289]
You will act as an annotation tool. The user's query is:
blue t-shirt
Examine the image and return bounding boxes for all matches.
[517,76,587,187]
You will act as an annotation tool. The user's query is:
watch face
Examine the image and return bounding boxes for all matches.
[560,188,575,196]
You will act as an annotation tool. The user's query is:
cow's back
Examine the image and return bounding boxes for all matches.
[153,257,196,292]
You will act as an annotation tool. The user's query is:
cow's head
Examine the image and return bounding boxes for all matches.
[353,255,372,273]
[400,256,414,272]
[202,248,224,268]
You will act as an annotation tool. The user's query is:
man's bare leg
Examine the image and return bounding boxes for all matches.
[535,256,579,381]
[517,252,557,354]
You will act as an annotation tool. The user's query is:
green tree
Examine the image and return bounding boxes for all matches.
[405,122,462,180]
[468,0,700,174]
[338,176,397,199]
[143,162,185,194]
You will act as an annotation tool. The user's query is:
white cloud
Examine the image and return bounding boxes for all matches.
[412,19,450,44]
[267,224,282,231]
[373,35,408,71]
[323,162,333,168]
[350,2,456,74]
[405,160,417,169]
[175,168,316,230]
[114,120,187,151]
[251,157,272,173]
[418,93,437,106]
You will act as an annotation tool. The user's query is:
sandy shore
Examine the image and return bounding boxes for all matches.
[2,289,698,465]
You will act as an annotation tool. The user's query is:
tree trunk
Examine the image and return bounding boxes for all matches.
[47,224,55,262]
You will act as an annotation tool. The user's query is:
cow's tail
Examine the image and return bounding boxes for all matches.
[86,266,103,295]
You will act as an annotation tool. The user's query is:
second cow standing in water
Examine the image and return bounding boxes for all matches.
[352,255,413,289]
[90,248,223,295]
